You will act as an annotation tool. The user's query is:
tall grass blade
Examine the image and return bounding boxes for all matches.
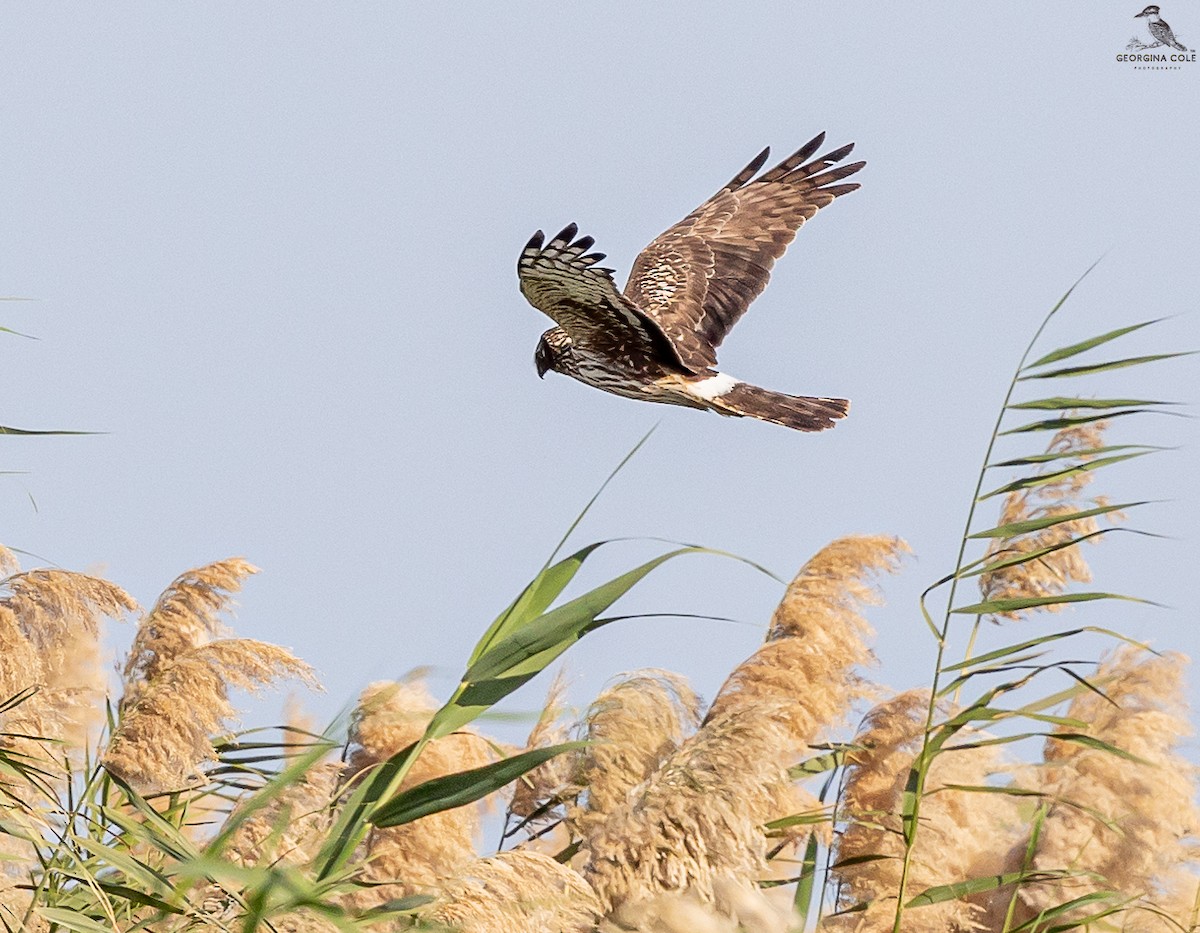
[952,591,1147,615]
[905,870,1073,908]
[988,444,1164,468]
[1018,351,1193,380]
[793,832,821,927]
[1008,395,1175,410]
[1023,319,1163,369]
[978,452,1153,499]
[968,501,1141,539]
[999,409,1156,434]
[371,741,586,827]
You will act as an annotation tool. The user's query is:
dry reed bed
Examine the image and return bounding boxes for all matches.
[0,453,1194,933]
[1,295,1195,931]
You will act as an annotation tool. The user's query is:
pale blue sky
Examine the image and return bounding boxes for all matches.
[1,4,1197,739]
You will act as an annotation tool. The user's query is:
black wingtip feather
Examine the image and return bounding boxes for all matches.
[809,161,866,186]
[552,223,578,245]
[720,146,772,194]
[820,143,856,163]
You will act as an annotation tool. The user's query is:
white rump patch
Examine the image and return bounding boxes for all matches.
[690,373,740,401]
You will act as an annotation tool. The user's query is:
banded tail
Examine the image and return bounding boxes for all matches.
[688,374,849,432]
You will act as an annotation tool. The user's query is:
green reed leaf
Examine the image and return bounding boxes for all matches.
[372,742,586,828]
[968,501,1141,539]
[1018,352,1194,380]
[999,409,1151,434]
[1023,319,1162,369]
[978,452,1152,499]
[952,591,1146,616]
[1008,396,1175,410]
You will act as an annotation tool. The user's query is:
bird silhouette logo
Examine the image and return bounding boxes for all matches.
[1128,5,1192,52]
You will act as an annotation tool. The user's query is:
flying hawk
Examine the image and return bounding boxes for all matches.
[518,132,863,432]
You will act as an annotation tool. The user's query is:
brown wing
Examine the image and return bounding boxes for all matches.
[518,224,687,368]
[623,133,864,371]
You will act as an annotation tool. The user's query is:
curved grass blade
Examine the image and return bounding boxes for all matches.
[1009,893,1129,933]
[999,408,1157,435]
[905,870,1074,909]
[1018,351,1194,381]
[1023,319,1163,370]
[969,501,1141,539]
[978,452,1154,499]
[989,444,1165,468]
[0,426,95,436]
[472,426,657,665]
[463,547,704,686]
[941,627,1098,672]
[789,744,857,779]
[432,547,707,740]
[371,741,586,828]
[793,833,821,929]
[1008,396,1176,410]
[35,908,116,933]
[961,529,1160,581]
[952,591,1149,616]
[468,542,605,666]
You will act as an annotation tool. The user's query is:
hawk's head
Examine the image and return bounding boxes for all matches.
[535,327,572,379]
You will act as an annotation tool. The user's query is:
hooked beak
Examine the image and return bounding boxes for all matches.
[535,351,550,379]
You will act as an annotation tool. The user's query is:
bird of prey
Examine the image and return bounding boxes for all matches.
[1136,5,1188,50]
[517,132,862,432]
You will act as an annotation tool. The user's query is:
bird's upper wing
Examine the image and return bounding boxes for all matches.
[518,224,687,368]
[623,133,864,371]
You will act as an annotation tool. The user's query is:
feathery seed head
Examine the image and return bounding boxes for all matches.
[829,691,1022,932]
[979,422,1113,621]
[1016,647,1199,925]
[510,669,576,823]
[122,558,258,703]
[341,679,498,907]
[223,760,343,868]
[571,669,701,834]
[706,535,907,742]
[103,638,317,794]
[425,850,601,933]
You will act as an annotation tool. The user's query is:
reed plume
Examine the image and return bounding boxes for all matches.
[602,876,794,933]
[979,422,1112,621]
[102,638,317,793]
[0,561,135,777]
[340,679,496,909]
[571,669,701,836]
[1008,647,1198,928]
[424,850,601,933]
[122,558,258,707]
[509,669,575,825]
[583,536,905,915]
[826,691,1021,932]
[223,760,343,869]
[705,535,907,737]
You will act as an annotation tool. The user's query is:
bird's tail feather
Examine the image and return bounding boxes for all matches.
[712,382,849,432]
